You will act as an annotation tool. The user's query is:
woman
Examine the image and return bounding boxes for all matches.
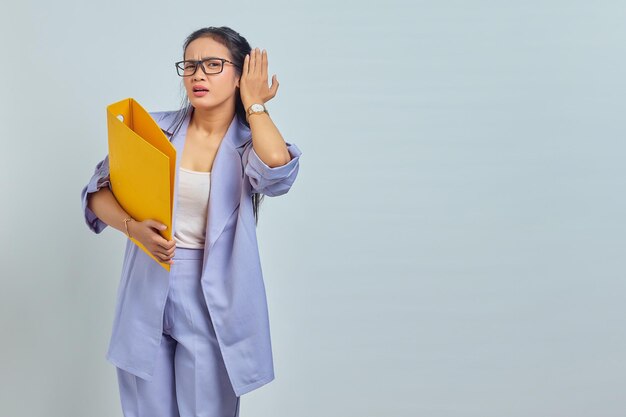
[80,26,302,417]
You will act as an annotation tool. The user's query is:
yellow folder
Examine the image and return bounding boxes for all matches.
[106,98,176,271]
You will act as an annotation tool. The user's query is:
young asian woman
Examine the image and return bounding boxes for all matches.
[80,26,302,417]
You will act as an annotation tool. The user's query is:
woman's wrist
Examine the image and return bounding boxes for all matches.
[122,216,135,238]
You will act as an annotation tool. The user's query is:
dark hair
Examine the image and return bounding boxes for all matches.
[166,26,264,225]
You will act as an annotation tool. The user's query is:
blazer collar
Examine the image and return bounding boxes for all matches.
[151,107,251,150]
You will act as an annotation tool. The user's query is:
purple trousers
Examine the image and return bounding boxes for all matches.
[115,247,241,417]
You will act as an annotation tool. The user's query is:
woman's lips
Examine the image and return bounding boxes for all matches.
[192,84,209,97]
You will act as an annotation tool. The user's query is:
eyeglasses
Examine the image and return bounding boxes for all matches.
[174,57,241,77]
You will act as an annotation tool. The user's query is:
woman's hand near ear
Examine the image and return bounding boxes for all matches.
[239,47,279,107]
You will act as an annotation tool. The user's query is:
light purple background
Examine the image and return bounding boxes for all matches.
[1,1,624,416]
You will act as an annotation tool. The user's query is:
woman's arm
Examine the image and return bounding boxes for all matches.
[81,154,175,262]
[87,187,137,237]
[81,154,132,235]
[86,187,175,264]
[240,48,292,167]
[246,112,291,167]
[242,139,302,197]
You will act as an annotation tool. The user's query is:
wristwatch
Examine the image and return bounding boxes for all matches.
[246,103,269,120]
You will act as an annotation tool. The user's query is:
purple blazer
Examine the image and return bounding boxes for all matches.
[80,109,302,396]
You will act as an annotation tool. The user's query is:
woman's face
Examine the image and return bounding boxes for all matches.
[182,37,240,111]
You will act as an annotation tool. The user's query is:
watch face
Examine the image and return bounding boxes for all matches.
[251,104,264,112]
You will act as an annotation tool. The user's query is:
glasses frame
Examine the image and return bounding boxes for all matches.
[174,57,242,77]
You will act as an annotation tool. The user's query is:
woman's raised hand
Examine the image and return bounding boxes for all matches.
[239,47,279,107]
[128,219,176,265]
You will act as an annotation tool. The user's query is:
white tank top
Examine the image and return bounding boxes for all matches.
[174,167,211,249]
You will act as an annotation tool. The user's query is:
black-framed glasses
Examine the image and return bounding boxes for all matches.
[174,57,241,77]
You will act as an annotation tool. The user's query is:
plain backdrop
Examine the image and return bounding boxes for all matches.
[1,1,625,416]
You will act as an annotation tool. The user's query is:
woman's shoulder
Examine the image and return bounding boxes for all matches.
[149,109,186,136]
[148,109,180,123]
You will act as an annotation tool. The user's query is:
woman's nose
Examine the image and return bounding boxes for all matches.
[192,69,206,81]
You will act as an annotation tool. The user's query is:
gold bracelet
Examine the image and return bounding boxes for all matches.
[123,217,133,238]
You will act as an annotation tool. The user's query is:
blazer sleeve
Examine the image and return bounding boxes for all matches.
[242,141,302,197]
[80,154,112,234]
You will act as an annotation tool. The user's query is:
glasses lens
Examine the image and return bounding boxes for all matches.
[201,59,223,74]
[177,61,197,76]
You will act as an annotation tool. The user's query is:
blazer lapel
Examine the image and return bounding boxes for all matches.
[203,115,246,255]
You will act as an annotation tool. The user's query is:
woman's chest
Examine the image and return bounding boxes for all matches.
[180,130,223,173]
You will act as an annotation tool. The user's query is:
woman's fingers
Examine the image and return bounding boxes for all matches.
[145,219,166,231]
[153,243,175,259]
[243,53,249,77]
[154,234,175,250]
[154,251,171,261]
[247,48,267,78]
[248,49,255,75]
[132,219,176,264]
[261,49,268,80]
[146,221,175,256]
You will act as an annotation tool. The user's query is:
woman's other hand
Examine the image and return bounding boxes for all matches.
[239,47,279,107]
[128,219,176,265]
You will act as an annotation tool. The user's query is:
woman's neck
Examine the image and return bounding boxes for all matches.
[189,106,235,139]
